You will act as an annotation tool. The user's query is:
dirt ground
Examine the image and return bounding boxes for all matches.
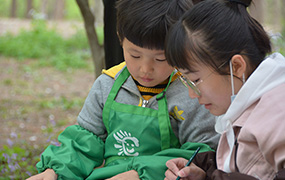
[0,18,95,149]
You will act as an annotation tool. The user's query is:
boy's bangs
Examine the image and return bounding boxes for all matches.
[125,22,167,50]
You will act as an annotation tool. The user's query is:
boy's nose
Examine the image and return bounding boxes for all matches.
[141,62,153,73]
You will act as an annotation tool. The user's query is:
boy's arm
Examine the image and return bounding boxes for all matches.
[77,73,114,139]
[26,168,57,180]
[36,125,105,179]
[35,75,113,179]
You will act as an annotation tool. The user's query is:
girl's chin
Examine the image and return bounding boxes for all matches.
[207,107,223,116]
[211,109,227,116]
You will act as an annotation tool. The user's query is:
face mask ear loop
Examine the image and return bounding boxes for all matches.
[229,60,235,96]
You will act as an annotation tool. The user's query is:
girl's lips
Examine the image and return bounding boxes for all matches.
[204,104,212,110]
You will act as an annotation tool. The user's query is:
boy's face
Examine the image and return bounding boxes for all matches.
[122,38,174,87]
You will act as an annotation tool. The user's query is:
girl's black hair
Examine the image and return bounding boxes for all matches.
[166,0,272,74]
[116,0,195,50]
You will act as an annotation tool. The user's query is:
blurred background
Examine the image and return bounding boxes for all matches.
[0,0,284,179]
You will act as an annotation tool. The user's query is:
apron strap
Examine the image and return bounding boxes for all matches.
[156,70,178,150]
[102,67,130,133]
[103,67,179,149]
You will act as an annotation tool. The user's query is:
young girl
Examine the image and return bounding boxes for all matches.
[164,0,285,179]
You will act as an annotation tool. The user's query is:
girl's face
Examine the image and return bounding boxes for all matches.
[178,63,233,116]
[122,38,174,87]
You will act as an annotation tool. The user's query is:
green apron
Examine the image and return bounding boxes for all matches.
[36,67,214,179]
[86,67,180,179]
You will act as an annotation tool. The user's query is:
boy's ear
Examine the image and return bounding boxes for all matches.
[231,54,247,79]
[117,31,123,45]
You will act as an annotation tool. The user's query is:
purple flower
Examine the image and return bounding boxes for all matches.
[7,138,14,147]
[1,168,7,173]
[15,162,20,169]
[50,119,56,126]
[3,153,11,164]
[11,153,18,160]
[2,153,8,159]
[51,140,60,146]
[8,164,16,172]
[10,132,17,139]
[8,162,20,172]
[46,136,51,143]
[26,171,32,176]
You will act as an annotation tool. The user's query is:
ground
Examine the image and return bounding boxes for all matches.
[0,18,95,149]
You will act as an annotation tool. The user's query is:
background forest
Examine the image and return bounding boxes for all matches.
[0,0,284,179]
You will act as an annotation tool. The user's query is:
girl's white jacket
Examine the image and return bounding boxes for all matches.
[215,53,285,179]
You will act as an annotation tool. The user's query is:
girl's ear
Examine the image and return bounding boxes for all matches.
[231,54,247,79]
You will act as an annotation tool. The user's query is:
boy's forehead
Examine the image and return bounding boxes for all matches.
[123,38,165,53]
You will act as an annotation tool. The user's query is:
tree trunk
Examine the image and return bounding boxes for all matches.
[273,0,281,32]
[53,0,65,20]
[26,0,33,19]
[10,0,17,18]
[93,0,104,26]
[282,0,285,18]
[249,0,265,24]
[76,0,105,78]
[40,0,48,19]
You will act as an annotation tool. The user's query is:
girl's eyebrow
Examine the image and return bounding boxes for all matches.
[181,69,199,74]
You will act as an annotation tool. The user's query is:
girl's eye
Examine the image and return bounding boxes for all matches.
[193,79,200,83]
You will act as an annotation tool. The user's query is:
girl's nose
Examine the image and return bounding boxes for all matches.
[188,88,200,99]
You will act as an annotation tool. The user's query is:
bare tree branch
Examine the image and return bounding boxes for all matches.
[76,0,105,78]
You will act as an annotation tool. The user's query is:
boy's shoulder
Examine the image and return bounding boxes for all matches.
[102,62,126,79]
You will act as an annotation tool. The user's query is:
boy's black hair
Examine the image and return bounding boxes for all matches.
[116,0,195,50]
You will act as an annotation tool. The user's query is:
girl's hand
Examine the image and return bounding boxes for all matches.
[26,169,57,180]
[164,158,206,180]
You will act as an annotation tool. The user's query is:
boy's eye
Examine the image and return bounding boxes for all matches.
[156,59,166,62]
[131,55,140,58]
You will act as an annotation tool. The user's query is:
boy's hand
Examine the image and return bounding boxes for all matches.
[26,169,57,180]
[164,158,206,180]
[106,170,140,180]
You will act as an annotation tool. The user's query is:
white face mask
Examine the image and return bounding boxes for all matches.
[229,60,245,103]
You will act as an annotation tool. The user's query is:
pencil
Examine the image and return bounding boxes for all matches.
[176,147,201,180]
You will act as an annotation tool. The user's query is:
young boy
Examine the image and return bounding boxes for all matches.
[27,0,219,179]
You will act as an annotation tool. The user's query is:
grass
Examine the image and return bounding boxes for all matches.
[0,144,41,179]
[0,91,87,178]
[0,20,93,71]
[0,19,95,179]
